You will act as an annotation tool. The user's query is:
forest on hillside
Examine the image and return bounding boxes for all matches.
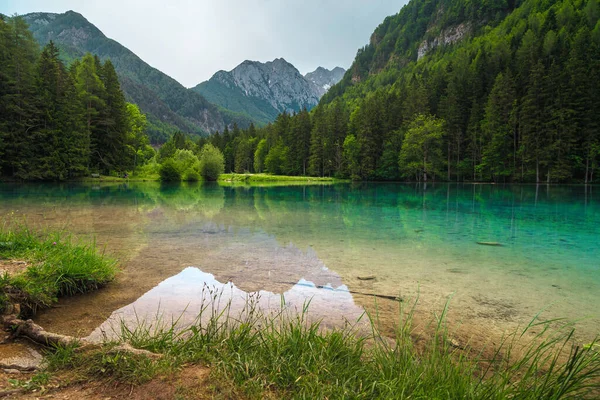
[0,16,153,180]
[202,0,600,183]
[2,0,599,183]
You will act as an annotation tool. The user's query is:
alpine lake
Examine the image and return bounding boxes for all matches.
[1,182,598,347]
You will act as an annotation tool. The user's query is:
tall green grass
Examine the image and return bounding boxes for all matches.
[0,225,117,314]
[45,288,600,399]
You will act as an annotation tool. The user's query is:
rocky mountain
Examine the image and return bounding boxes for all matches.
[21,11,252,142]
[192,59,344,126]
[304,67,346,97]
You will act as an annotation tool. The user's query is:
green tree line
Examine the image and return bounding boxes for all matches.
[0,16,154,180]
[196,0,599,183]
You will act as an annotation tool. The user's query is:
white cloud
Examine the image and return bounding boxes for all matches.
[2,0,406,87]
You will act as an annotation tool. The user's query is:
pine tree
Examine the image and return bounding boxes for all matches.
[481,71,517,182]
[74,53,105,172]
[308,106,327,177]
[519,61,547,182]
[96,59,129,173]
[0,16,39,178]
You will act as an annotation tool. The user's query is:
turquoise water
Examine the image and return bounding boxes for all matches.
[0,182,598,340]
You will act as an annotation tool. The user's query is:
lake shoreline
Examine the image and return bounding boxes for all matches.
[2,173,599,186]
[1,182,599,397]
[2,265,599,399]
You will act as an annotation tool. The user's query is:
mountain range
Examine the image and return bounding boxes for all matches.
[192,60,345,126]
[20,11,344,142]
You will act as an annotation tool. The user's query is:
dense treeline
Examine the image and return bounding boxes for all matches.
[0,16,154,180]
[324,0,523,102]
[199,0,599,183]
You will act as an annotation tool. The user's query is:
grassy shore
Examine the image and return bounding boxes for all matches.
[40,296,600,399]
[0,225,117,315]
[1,226,599,398]
[218,173,345,184]
[73,172,343,184]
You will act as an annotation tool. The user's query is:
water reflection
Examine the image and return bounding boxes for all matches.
[1,182,598,340]
[88,267,366,342]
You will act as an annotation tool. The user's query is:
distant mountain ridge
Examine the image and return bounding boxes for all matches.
[193,60,345,125]
[305,66,346,97]
[21,11,253,142]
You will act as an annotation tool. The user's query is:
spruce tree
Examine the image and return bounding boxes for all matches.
[74,53,105,172]
[96,59,130,173]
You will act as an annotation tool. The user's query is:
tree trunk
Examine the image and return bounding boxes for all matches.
[457,138,461,183]
[585,157,589,185]
[447,141,451,181]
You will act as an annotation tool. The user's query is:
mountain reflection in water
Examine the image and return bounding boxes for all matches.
[88,267,367,342]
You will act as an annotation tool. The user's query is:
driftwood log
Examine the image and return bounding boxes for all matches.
[2,314,161,360]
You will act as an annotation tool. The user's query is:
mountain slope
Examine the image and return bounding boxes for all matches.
[192,59,343,125]
[304,66,346,97]
[322,0,522,104]
[304,0,600,182]
[22,11,252,142]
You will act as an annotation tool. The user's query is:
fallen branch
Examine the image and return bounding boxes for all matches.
[3,315,79,348]
[275,281,402,302]
[2,315,161,360]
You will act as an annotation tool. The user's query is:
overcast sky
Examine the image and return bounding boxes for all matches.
[1,0,407,87]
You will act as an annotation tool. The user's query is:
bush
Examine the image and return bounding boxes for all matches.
[199,144,225,181]
[184,170,200,182]
[172,149,200,174]
[159,159,181,182]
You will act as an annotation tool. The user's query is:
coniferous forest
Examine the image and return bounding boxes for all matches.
[198,0,600,183]
[0,15,154,180]
[1,0,599,183]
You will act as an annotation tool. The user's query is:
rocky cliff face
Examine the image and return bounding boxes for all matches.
[193,59,344,125]
[417,23,471,60]
[216,58,320,114]
[304,67,346,97]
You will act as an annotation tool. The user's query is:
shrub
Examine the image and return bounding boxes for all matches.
[172,149,200,174]
[199,144,225,181]
[184,170,200,182]
[159,159,181,182]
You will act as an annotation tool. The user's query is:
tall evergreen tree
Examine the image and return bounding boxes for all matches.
[480,71,517,182]
[95,59,129,173]
[74,53,105,172]
[0,16,39,178]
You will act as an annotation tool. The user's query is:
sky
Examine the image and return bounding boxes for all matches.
[1,0,408,87]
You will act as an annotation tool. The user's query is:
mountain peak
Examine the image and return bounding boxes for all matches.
[193,58,334,125]
[23,10,106,45]
[304,66,346,96]
[21,10,252,142]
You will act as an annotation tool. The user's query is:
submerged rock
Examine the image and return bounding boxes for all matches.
[357,275,376,281]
